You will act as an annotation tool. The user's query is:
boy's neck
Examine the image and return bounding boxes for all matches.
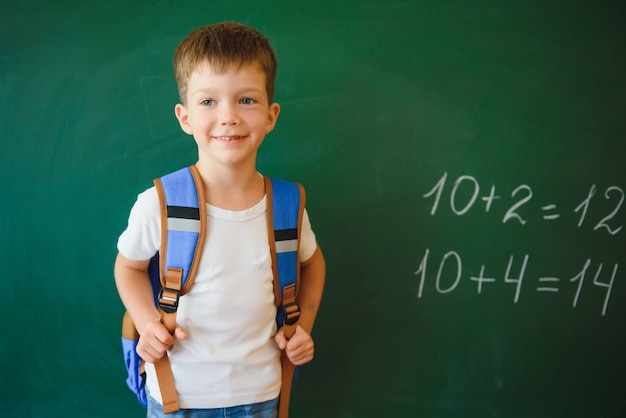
[194,161,265,210]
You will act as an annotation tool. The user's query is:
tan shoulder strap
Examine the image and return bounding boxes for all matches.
[264,176,306,418]
[152,165,207,414]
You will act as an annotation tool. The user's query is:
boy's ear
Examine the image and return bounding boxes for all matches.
[265,103,281,134]
[175,103,193,135]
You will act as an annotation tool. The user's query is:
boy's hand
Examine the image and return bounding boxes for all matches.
[274,325,314,366]
[136,318,188,364]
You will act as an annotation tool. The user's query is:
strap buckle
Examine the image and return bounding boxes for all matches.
[159,287,180,314]
[282,301,301,326]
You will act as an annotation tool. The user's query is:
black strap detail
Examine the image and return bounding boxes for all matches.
[158,287,181,314]
[167,205,200,220]
[282,301,301,326]
[275,228,298,241]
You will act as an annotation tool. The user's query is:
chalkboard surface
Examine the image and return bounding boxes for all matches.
[2,1,625,417]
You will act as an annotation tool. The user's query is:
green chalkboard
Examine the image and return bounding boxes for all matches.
[2,1,625,417]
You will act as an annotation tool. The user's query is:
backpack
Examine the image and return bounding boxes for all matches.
[121,165,304,417]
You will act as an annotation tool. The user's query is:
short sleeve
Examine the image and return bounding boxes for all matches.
[117,187,161,261]
[299,209,318,263]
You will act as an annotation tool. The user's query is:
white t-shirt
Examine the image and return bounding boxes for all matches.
[117,184,317,409]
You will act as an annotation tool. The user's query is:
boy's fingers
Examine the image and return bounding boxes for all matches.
[285,326,314,365]
[155,327,175,346]
[137,338,165,363]
[286,326,308,347]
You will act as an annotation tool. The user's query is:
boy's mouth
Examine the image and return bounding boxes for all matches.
[215,136,245,141]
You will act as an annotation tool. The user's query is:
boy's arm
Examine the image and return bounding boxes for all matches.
[275,245,325,365]
[296,245,326,334]
[114,253,160,332]
[114,253,186,363]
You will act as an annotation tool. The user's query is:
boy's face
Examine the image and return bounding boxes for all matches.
[175,60,280,170]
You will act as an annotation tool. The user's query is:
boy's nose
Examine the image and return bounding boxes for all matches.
[218,104,239,125]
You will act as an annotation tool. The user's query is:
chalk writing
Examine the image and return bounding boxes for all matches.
[418,173,622,316]
[414,249,617,316]
[423,172,624,234]
[575,185,624,235]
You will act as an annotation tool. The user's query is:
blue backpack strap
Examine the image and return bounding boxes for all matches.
[152,165,207,414]
[266,177,305,326]
[154,165,207,301]
[265,176,305,418]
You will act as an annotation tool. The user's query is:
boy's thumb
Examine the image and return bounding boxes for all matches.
[274,329,287,350]
[174,326,188,340]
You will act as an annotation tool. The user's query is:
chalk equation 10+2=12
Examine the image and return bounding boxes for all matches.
[423,172,624,235]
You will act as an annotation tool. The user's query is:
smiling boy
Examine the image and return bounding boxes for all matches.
[114,22,325,418]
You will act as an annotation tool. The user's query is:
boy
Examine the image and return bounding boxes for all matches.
[114,22,325,418]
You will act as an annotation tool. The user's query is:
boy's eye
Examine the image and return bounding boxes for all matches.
[240,97,256,105]
[200,99,215,106]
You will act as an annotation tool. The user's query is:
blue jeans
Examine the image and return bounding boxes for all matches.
[146,396,278,418]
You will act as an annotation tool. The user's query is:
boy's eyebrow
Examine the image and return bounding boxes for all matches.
[190,85,266,96]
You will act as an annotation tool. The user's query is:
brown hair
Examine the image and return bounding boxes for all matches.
[173,22,278,104]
